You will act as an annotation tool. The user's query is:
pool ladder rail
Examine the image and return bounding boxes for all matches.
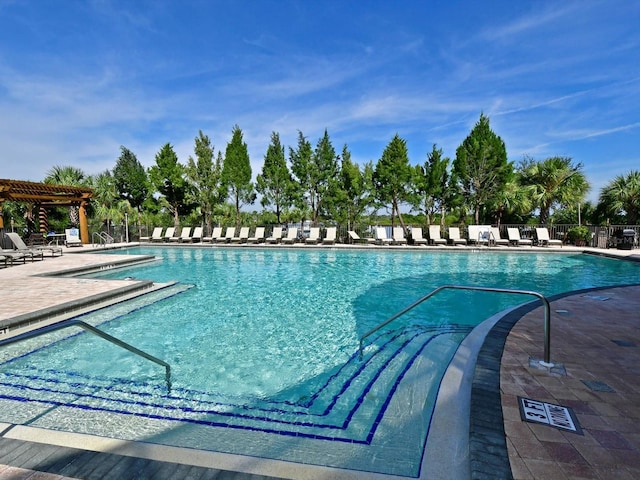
[92,231,114,247]
[359,284,553,367]
[0,319,172,393]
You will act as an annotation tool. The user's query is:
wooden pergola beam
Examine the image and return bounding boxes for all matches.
[0,178,93,244]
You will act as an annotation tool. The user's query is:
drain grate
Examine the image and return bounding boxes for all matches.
[518,397,583,434]
[582,380,616,393]
[611,339,636,347]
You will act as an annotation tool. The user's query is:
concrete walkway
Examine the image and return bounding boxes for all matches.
[0,243,638,479]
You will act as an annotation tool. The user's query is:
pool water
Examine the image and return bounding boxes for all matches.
[0,248,638,477]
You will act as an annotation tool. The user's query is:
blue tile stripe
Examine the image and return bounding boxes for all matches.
[1,324,471,446]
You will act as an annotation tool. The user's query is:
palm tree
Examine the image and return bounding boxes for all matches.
[44,165,87,186]
[598,171,640,224]
[518,156,589,225]
[44,165,89,228]
[90,170,129,236]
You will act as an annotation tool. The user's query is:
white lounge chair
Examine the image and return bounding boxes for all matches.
[347,231,375,244]
[490,227,509,246]
[65,228,83,247]
[141,227,163,242]
[305,227,321,244]
[248,227,265,243]
[171,227,191,242]
[507,228,533,247]
[375,227,392,245]
[231,227,250,243]
[190,226,203,243]
[203,226,222,243]
[322,227,337,245]
[448,227,467,245]
[266,226,283,244]
[282,227,298,244]
[536,227,563,247]
[392,227,407,245]
[220,227,235,243]
[410,227,428,245]
[428,225,447,245]
[162,227,176,242]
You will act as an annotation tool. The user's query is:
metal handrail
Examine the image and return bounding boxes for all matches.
[358,284,552,365]
[92,231,115,247]
[0,319,171,392]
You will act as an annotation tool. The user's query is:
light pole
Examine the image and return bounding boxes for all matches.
[577,203,581,225]
[125,213,129,243]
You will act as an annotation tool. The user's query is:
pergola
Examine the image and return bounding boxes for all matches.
[0,179,93,244]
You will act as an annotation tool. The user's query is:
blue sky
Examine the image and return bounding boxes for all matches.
[1,0,638,203]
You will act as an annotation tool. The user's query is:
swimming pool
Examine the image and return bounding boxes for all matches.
[0,248,638,477]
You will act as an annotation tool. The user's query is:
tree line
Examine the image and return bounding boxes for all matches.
[5,114,640,238]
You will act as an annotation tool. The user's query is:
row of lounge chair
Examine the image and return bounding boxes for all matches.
[140,225,563,248]
[0,232,64,267]
[348,226,562,247]
[422,225,562,247]
[141,226,338,245]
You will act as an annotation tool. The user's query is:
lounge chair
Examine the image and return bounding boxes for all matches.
[65,228,83,247]
[490,227,509,246]
[448,227,467,245]
[322,227,337,245]
[410,227,428,245]
[375,227,392,245]
[219,227,235,243]
[2,243,43,261]
[6,232,62,257]
[0,254,13,268]
[248,227,265,243]
[536,227,563,247]
[468,225,491,245]
[507,228,533,247]
[428,225,447,246]
[266,226,283,244]
[347,231,375,244]
[305,227,321,244]
[0,251,28,265]
[171,227,191,242]
[231,227,250,243]
[141,227,163,242]
[282,227,298,244]
[203,226,222,243]
[189,226,203,243]
[162,227,176,242]
[392,227,407,245]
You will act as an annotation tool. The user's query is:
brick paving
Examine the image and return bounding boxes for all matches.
[0,244,638,479]
[500,284,640,479]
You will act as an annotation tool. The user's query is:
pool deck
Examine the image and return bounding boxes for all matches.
[0,242,638,479]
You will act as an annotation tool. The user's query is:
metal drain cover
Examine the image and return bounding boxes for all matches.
[518,397,583,434]
[582,380,616,392]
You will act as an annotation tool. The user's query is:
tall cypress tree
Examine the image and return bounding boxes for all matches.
[453,113,511,224]
[256,131,294,224]
[222,125,255,228]
[373,134,413,230]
